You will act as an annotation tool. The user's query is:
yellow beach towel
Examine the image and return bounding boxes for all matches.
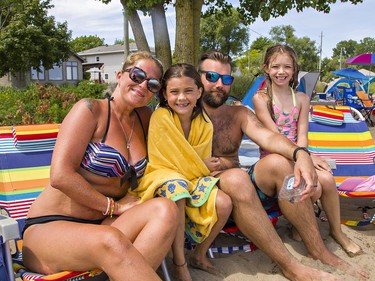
[132,107,218,243]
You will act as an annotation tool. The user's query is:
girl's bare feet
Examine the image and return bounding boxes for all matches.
[189,255,223,276]
[330,232,363,257]
[173,261,192,281]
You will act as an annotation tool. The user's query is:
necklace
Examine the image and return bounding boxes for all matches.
[125,115,136,149]
[117,113,136,149]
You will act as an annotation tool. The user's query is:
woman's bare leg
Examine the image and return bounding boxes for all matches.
[107,197,178,269]
[23,222,162,281]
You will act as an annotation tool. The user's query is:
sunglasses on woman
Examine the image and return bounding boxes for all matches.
[124,67,162,94]
[199,70,234,85]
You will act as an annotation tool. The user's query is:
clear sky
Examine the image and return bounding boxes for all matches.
[49,0,374,58]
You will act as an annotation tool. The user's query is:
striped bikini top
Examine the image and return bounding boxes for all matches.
[80,95,147,190]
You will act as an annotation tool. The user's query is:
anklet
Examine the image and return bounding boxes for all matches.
[173,261,187,267]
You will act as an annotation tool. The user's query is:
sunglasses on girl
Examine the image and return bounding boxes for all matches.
[124,66,162,94]
[199,70,234,85]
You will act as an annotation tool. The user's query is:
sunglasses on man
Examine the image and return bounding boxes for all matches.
[124,67,162,94]
[199,70,234,85]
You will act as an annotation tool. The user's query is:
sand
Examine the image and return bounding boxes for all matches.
[174,196,374,281]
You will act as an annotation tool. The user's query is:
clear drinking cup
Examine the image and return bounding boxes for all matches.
[279,174,306,203]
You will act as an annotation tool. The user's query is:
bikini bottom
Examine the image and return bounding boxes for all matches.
[22,215,104,238]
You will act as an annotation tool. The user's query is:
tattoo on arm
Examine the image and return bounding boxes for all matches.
[84,98,96,113]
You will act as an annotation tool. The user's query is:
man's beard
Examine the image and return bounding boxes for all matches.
[203,90,228,108]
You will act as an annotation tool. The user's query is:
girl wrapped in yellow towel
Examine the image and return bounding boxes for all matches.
[131,63,232,281]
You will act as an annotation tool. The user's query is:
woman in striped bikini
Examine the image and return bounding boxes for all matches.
[22,51,178,281]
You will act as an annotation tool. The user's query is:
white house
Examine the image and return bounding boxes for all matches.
[0,54,84,88]
[78,43,141,84]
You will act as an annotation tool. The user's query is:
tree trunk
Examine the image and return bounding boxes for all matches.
[120,0,129,61]
[126,6,150,52]
[192,0,203,66]
[151,3,172,70]
[174,0,195,65]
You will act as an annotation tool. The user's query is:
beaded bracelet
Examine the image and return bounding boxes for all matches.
[109,198,115,218]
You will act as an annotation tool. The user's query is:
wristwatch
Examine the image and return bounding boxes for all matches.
[293,147,310,162]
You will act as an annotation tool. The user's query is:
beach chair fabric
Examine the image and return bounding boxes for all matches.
[308,106,375,225]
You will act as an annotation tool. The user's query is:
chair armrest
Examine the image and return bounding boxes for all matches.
[0,215,20,243]
[323,157,337,170]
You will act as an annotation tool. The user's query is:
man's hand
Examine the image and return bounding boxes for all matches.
[293,152,318,201]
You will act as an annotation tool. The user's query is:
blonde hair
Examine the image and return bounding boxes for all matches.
[121,51,164,79]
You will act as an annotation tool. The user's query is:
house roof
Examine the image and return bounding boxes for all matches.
[78,43,138,56]
[72,52,85,62]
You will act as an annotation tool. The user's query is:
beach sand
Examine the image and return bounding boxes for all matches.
[161,126,375,280]
[170,196,374,281]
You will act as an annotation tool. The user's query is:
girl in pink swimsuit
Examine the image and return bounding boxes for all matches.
[253,44,362,257]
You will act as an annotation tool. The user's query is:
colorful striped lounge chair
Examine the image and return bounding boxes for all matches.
[308,105,375,226]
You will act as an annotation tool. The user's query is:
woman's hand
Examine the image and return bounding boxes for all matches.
[115,193,140,215]
[311,154,332,173]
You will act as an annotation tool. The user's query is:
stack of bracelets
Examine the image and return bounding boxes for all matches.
[103,197,115,218]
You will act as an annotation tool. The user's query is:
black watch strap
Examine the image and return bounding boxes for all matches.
[293,147,310,162]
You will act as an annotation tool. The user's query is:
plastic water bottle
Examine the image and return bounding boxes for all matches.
[279,174,306,203]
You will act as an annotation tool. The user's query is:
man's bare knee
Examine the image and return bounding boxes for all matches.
[218,168,254,202]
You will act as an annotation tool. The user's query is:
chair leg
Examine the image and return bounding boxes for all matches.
[207,248,215,259]
[161,259,171,281]
[4,241,16,281]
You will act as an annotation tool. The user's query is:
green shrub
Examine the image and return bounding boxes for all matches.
[231,74,257,100]
[0,82,107,126]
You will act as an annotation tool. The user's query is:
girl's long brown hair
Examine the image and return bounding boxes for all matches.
[262,45,300,120]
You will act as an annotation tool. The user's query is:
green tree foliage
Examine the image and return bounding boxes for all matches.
[235,26,319,78]
[0,0,72,76]
[69,35,105,53]
[114,38,136,45]
[269,25,319,72]
[98,0,364,67]
[231,0,363,24]
[200,8,249,57]
[322,37,375,82]
[356,37,375,54]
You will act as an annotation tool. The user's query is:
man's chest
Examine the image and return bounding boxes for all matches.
[210,115,242,156]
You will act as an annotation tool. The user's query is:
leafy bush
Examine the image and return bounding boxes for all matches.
[230,74,257,100]
[0,81,107,126]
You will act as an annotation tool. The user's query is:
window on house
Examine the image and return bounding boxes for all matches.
[104,73,109,80]
[48,64,63,80]
[96,56,100,62]
[66,61,78,80]
[31,66,45,80]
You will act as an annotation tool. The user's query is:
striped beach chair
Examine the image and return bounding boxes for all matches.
[308,106,375,226]
[0,124,107,281]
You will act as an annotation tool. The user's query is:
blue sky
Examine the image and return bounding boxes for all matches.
[49,0,374,58]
